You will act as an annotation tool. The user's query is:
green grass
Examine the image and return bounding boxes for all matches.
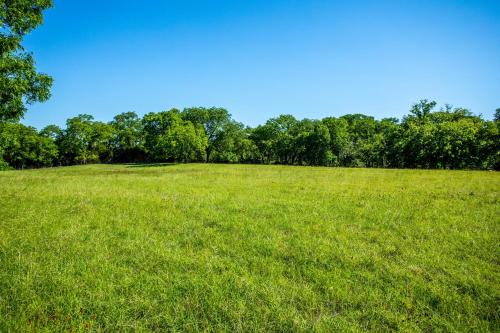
[0,164,498,332]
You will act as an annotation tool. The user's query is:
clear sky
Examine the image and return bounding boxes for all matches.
[22,0,500,129]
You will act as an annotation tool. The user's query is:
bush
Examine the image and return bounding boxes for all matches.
[0,158,12,171]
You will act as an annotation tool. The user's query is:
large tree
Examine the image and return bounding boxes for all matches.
[58,114,115,165]
[250,122,279,164]
[322,117,350,166]
[210,120,256,163]
[0,0,53,122]
[182,107,231,162]
[110,111,145,162]
[143,109,207,162]
[0,121,58,168]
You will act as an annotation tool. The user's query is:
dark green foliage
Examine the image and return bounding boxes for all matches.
[181,107,231,162]
[0,157,10,170]
[110,112,145,162]
[292,119,332,166]
[0,121,57,168]
[396,104,496,169]
[210,120,256,163]
[1,101,499,170]
[143,109,207,162]
[57,114,115,165]
[0,0,53,122]
[39,124,62,140]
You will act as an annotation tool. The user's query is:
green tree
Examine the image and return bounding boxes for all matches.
[110,112,145,162]
[91,121,115,163]
[398,104,485,169]
[322,117,351,166]
[339,114,378,167]
[40,124,62,140]
[478,120,499,170]
[166,120,207,162]
[292,119,331,166]
[0,0,53,121]
[58,115,95,165]
[407,99,437,124]
[268,115,299,165]
[0,121,57,168]
[143,109,207,162]
[182,107,231,161]
[1,100,499,171]
[376,118,400,168]
[210,120,245,163]
[250,122,278,164]
[58,114,114,165]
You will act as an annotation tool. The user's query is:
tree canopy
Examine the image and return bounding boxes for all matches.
[0,0,53,122]
[1,101,498,171]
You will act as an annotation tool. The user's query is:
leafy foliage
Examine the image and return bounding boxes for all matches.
[0,0,53,121]
[109,112,145,162]
[0,121,57,168]
[143,109,207,162]
[0,100,499,170]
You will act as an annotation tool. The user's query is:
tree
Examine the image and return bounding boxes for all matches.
[397,104,485,169]
[1,101,499,171]
[110,112,145,162]
[143,109,179,161]
[338,114,378,167]
[376,118,400,168]
[210,120,257,163]
[292,119,331,166]
[0,0,53,122]
[58,115,95,165]
[58,114,114,165]
[0,121,58,168]
[182,107,231,162]
[268,115,299,165]
[40,124,62,140]
[91,121,115,163]
[478,120,500,170]
[322,117,350,166]
[249,122,278,164]
[166,120,207,162]
[143,109,207,162]
[407,99,437,123]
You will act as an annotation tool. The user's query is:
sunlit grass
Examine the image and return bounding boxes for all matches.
[0,164,498,331]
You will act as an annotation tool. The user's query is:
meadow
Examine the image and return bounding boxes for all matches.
[0,164,498,332]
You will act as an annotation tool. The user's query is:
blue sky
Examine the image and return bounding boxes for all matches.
[23,0,500,129]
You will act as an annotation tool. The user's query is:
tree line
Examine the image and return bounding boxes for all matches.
[1,101,499,170]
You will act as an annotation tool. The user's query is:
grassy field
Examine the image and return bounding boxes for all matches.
[0,164,498,332]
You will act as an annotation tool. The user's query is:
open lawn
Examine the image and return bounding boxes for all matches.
[0,164,499,332]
